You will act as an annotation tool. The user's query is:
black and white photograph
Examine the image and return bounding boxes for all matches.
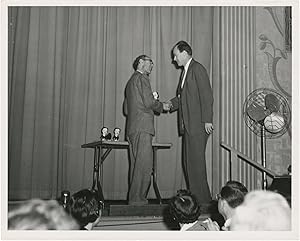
[1,0,299,240]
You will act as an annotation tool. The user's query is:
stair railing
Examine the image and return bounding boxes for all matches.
[220,142,277,186]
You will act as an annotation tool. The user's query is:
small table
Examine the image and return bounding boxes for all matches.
[81,140,172,204]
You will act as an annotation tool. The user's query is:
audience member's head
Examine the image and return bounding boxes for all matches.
[225,180,248,195]
[169,189,201,226]
[69,189,104,230]
[205,180,249,231]
[230,190,291,231]
[8,199,79,230]
[217,181,248,219]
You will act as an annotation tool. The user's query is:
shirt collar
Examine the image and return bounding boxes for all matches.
[180,220,198,231]
[184,58,193,73]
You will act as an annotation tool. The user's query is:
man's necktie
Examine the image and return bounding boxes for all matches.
[178,69,185,135]
[180,69,185,89]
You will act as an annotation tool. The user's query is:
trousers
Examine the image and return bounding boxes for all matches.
[183,127,212,204]
[127,131,153,205]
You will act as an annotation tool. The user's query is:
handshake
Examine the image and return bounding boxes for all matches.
[153,91,172,112]
[162,101,172,112]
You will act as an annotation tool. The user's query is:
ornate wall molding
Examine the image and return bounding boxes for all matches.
[259,7,291,99]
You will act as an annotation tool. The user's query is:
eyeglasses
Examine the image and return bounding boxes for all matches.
[93,201,104,217]
[92,203,104,217]
[94,209,100,217]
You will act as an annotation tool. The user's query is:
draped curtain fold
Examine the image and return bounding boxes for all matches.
[211,7,258,195]
[8,6,213,200]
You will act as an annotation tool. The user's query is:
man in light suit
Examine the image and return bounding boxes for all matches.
[124,55,169,205]
[169,41,214,204]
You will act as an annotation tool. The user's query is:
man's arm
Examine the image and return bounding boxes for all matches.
[169,96,179,112]
[195,64,214,134]
[139,76,163,113]
[195,64,213,123]
[123,97,128,116]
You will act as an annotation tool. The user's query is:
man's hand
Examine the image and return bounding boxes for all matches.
[162,101,172,111]
[205,123,214,134]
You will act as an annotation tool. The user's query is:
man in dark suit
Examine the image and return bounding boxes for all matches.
[124,55,169,205]
[169,41,214,204]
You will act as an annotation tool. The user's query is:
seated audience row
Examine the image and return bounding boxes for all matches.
[168,180,291,231]
[8,188,104,230]
[8,184,291,231]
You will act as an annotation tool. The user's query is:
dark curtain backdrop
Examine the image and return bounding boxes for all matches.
[8,6,213,200]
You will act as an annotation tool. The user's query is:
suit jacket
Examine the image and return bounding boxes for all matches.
[124,71,163,136]
[170,59,213,136]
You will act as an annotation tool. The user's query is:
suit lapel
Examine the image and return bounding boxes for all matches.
[179,69,185,89]
[181,59,194,93]
[176,69,184,96]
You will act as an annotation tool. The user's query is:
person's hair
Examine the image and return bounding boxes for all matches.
[219,185,246,208]
[132,54,149,71]
[101,126,108,132]
[169,189,201,224]
[69,189,104,228]
[113,127,120,133]
[230,190,291,231]
[173,41,192,56]
[225,180,248,195]
[8,199,79,230]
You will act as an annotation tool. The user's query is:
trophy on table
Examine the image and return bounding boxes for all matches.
[112,127,121,141]
[100,126,111,141]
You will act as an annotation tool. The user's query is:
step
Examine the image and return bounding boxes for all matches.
[109,204,168,216]
[95,214,210,230]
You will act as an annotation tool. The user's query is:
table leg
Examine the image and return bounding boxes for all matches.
[152,147,162,204]
[99,146,103,186]
[100,148,112,187]
[97,146,104,200]
[92,147,98,190]
[92,146,112,201]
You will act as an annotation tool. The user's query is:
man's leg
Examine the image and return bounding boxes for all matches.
[185,129,211,204]
[128,132,153,205]
[182,134,189,189]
